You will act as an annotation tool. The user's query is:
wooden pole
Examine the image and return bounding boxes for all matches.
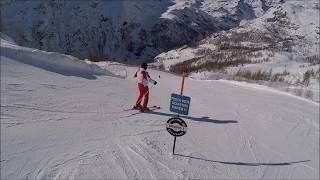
[173,71,186,155]
[180,71,186,95]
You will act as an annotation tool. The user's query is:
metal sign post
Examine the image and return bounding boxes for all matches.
[167,72,191,155]
[173,137,176,154]
[166,117,188,154]
[173,138,176,154]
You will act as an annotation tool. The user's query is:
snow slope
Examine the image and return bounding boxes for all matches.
[0,32,114,80]
[1,37,319,179]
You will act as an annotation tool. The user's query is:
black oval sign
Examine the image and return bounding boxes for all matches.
[166,117,187,137]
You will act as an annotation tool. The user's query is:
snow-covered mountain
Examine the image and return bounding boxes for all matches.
[153,0,320,101]
[1,0,282,61]
[154,0,319,67]
[1,31,319,180]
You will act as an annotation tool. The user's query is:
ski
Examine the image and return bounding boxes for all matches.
[121,106,161,118]
[150,105,161,110]
[123,105,161,111]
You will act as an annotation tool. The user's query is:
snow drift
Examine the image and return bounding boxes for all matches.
[1,33,115,79]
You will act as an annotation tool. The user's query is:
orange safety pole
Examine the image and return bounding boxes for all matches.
[180,71,186,95]
[174,71,186,155]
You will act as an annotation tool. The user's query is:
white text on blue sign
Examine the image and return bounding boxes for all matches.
[170,93,191,115]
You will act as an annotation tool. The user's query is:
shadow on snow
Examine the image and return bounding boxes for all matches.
[145,111,238,124]
[176,154,310,166]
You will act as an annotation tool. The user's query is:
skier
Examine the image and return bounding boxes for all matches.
[133,62,157,112]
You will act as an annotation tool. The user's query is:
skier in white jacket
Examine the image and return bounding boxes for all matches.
[133,62,157,112]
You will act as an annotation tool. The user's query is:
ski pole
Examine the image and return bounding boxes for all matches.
[136,84,155,106]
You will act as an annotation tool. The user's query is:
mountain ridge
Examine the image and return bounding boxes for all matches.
[1,0,281,61]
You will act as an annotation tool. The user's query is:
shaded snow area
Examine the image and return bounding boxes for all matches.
[0,33,114,80]
[1,39,319,179]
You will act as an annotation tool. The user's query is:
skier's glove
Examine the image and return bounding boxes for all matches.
[149,79,157,85]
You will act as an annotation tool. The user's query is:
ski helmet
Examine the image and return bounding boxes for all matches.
[141,62,148,70]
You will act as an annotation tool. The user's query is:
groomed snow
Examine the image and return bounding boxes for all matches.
[1,38,319,179]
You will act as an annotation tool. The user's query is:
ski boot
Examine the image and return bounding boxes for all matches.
[140,107,150,113]
[133,104,142,110]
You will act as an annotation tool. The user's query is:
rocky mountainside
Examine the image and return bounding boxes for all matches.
[154,0,319,71]
[1,0,281,62]
[152,0,319,101]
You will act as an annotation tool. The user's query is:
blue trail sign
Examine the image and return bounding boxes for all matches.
[170,93,191,115]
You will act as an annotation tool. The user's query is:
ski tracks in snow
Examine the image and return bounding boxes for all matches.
[1,58,319,179]
[236,122,318,178]
[26,143,139,179]
[28,138,176,179]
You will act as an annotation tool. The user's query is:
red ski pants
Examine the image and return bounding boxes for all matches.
[136,83,149,109]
